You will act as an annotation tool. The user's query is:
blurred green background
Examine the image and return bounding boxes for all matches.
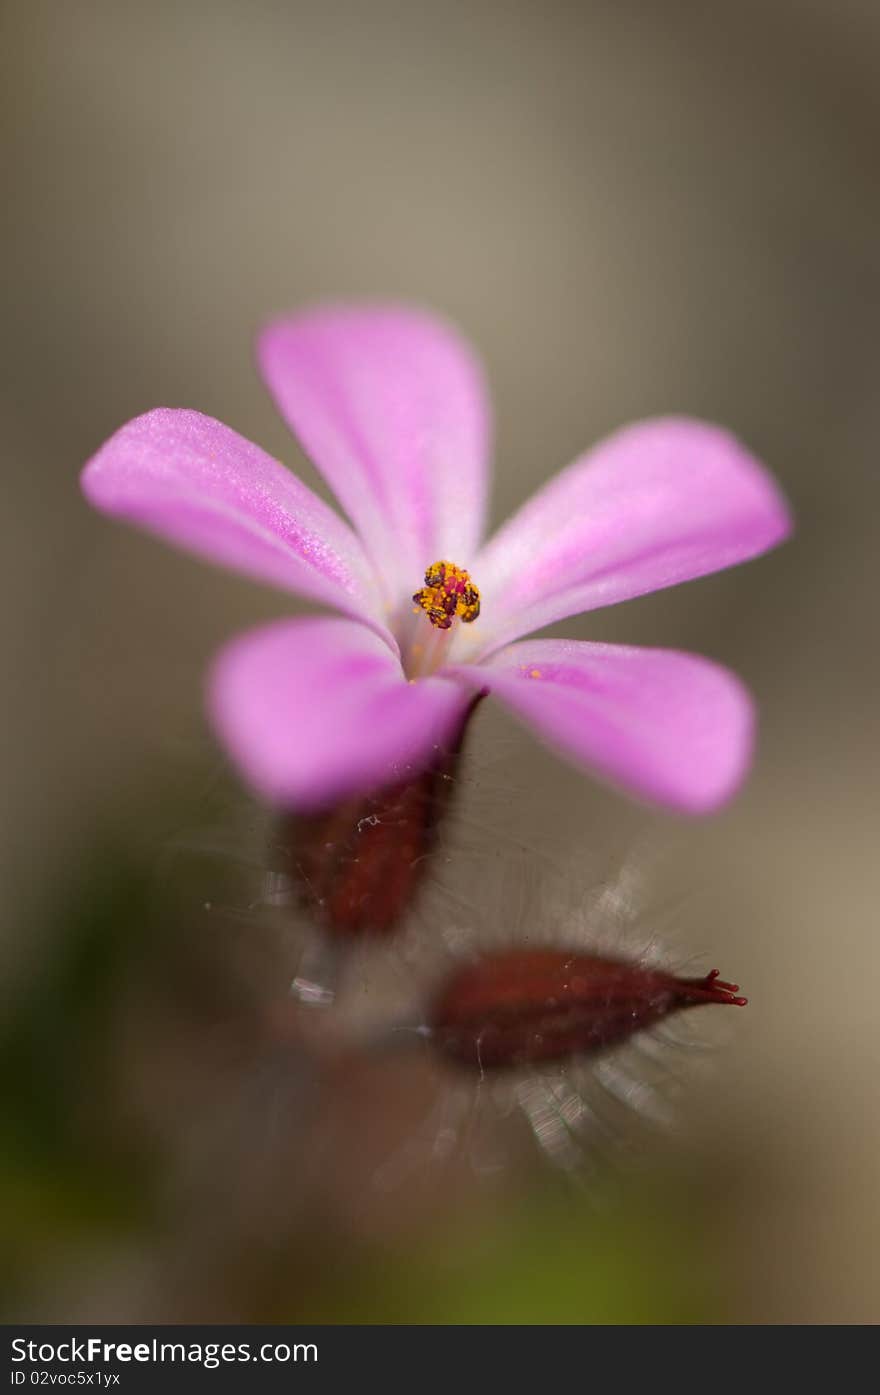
[2,0,879,1322]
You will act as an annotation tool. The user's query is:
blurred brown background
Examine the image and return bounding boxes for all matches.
[2,0,879,1322]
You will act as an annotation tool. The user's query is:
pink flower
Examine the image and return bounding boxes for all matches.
[81,305,791,814]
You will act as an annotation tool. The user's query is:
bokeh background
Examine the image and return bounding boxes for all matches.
[3,0,879,1323]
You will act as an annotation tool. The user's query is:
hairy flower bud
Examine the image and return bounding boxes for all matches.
[281,694,485,937]
[428,948,747,1069]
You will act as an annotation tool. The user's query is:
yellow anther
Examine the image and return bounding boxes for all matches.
[412,560,481,632]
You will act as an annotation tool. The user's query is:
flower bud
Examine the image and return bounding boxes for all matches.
[428,948,746,1069]
[281,694,485,937]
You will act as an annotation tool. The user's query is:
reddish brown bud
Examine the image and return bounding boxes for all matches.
[281,693,485,938]
[428,949,747,1069]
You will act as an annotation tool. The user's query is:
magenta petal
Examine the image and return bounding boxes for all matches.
[448,639,754,812]
[258,306,490,603]
[473,418,792,656]
[81,408,385,629]
[208,616,471,810]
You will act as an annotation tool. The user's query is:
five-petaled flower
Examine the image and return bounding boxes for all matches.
[81,305,791,814]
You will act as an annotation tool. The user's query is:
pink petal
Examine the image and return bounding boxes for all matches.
[81,408,385,630]
[472,418,792,656]
[258,305,490,605]
[448,639,755,813]
[208,616,471,810]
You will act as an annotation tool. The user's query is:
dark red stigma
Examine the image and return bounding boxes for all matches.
[427,949,747,1070]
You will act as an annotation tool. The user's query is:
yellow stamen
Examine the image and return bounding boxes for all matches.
[412,559,481,632]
